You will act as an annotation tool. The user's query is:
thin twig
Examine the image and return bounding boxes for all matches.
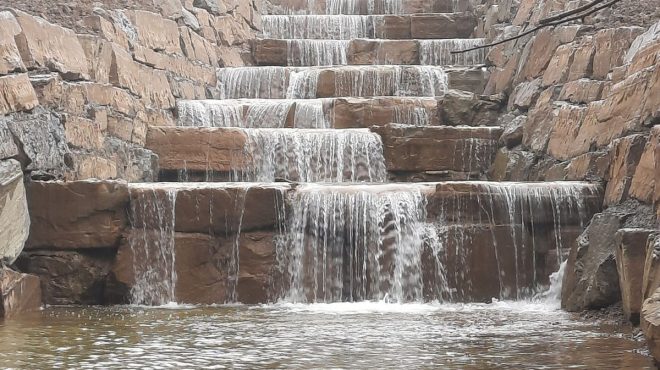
[451,0,624,54]
[539,0,607,24]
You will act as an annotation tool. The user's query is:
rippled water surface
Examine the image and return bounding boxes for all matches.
[0,302,652,369]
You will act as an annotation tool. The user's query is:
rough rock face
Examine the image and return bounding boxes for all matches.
[642,286,660,362]
[0,267,41,318]
[562,214,623,311]
[26,181,129,250]
[0,159,30,264]
[615,229,656,323]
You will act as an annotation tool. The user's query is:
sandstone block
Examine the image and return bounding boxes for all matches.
[410,13,476,39]
[0,160,30,264]
[63,115,105,150]
[0,74,38,115]
[558,79,604,104]
[568,36,595,81]
[0,267,41,318]
[642,287,660,363]
[605,134,647,206]
[592,27,644,80]
[542,44,575,86]
[126,10,181,54]
[26,181,129,249]
[12,10,90,80]
[616,229,656,323]
[0,11,26,75]
[630,128,658,203]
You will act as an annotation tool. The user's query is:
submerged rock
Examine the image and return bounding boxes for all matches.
[0,266,42,318]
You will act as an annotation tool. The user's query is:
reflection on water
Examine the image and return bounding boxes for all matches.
[0,302,652,369]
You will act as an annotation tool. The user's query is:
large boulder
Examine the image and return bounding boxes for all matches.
[0,159,30,264]
[0,267,41,318]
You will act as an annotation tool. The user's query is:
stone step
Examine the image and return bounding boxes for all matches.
[254,38,487,66]
[25,180,602,304]
[175,92,501,129]
[216,66,488,99]
[264,0,471,15]
[261,13,477,39]
[145,124,502,182]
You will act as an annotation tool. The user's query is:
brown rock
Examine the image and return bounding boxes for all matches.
[0,267,41,318]
[0,11,26,75]
[374,123,502,174]
[488,148,536,181]
[67,155,119,181]
[63,115,105,150]
[558,79,604,104]
[0,74,39,115]
[18,249,115,305]
[375,16,411,39]
[0,160,30,264]
[562,213,623,312]
[180,27,218,66]
[348,39,418,65]
[565,151,611,181]
[12,10,90,80]
[508,78,542,111]
[146,126,248,172]
[26,181,129,250]
[568,36,595,81]
[643,235,660,301]
[542,44,575,86]
[77,35,113,84]
[642,287,660,363]
[440,89,501,126]
[547,104,589,160]
[126,10,182,54]
[82,15,130,50]
[616,229,656,323]
[630,128,659,203]
[410,13,476,39]
[333,97,440,128]
[592,27,644,80]
[605,135,647,206]
[109,44,175,109]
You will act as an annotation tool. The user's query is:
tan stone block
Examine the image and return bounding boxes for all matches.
[605,134,647,206]
[592,27,644,80]
[82,15,130,50]
[542,44,575,86]
[0,74,38,115]
[547,104,588,160]
[126,10,182,54]
[71,155,118,181]
[558,79,604,104]
[568,36,595,81]
[12,10,90,80]
[78,35,113,84]
[0,11,26,75]
[180,27,218,66]
[630,127,658,203]
[0,268,41,318]
[63,115,105,150]
[616,229,655,323]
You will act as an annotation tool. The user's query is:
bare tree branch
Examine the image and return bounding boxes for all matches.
[539,0,607,24]
[451,0,624,54]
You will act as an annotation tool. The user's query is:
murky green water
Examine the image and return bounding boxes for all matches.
[0,301,652,369]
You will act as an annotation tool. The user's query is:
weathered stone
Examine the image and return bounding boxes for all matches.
[0,267,41,318]
[410,13,476,39]
[592,27,644,80]
[642,287,660,363]
[63,115,105,150]
[630,127,659,203]
[643,235,660,302]
[26,181,129,250]
[126,10,182,54]
[17,249,115,305]
[374,124,502,174]
[439,90,502,127]
[77,35,113,84]
[12,10,90,80]
[333,97,439,128]
[82,15,130,50]
[180,27,217,66]
[67,154,118,181]
[562,213,623,311]
[194,0,227,15]
[108,44,175,109]
[542,44,575,86]
[489,148,536,181]
[0,160,29,264]
[0,120,18,159]
[625,20,660,65]
[558,79,604,104]
[568,36,595,81]
[605,134,647,206]
[0,11,26,75]
[0,73,38,115]
[519,28,566,80]
[348,39,418,65]
[508,78,542,111]
[547,104,589,160]
[498,114,526,148]
[146,126,248,172]
[2,108,70,178]
[616,229,656,323]
[565,151,611,181]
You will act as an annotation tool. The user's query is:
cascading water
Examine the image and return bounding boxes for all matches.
[287,40,349,66]
[432,182,600,300]
[276,183,444,303]
[127,185,178,306]
[419,39,488,66]
[217,67,290,99]
[265,0,406,15]
[262,15,375,39]
[235,128,387,182]
[176,99,331,128]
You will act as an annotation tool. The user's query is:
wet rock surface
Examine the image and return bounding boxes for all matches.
[0,160,30,264]
[0,266,41,318]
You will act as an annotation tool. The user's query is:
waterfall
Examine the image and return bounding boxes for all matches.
[393,98,436,126]
[235,128,387,182]
[217,67,290,99]
[276,183,443,303]
[217,66,448,99]
[127,185,178,306]
[262,15,375,39]
[177,99,332,128]
[287,40,349,66]
[419,39,488,66]
[432,182,600,300]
